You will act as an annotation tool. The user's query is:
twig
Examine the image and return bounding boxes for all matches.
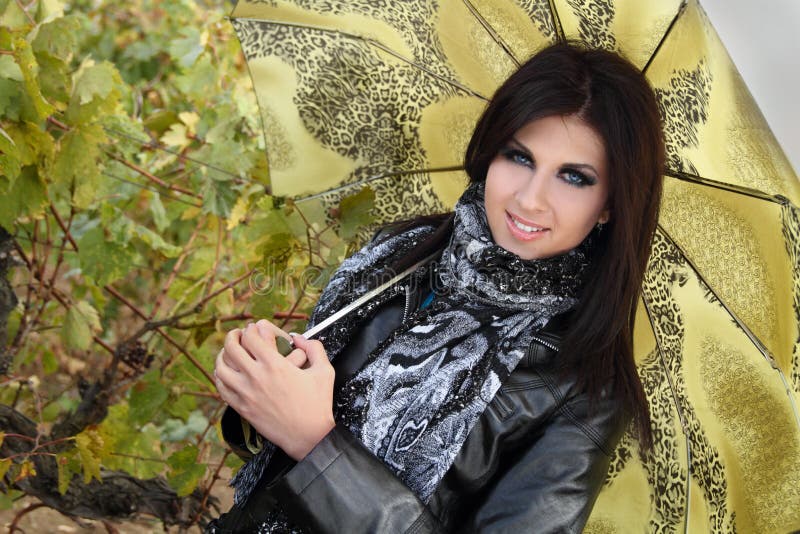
[106,152,202,199]
[192,449,231,525]
[273,311,309,320]
[13,0,35,25]
[149,222,201,319]
[101,520,120,534]
[9,502,46,533]
[278,280,309,330]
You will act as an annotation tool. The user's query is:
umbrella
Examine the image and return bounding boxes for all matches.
[229,0,800,531]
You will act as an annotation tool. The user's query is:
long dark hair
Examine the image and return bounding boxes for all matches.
[388,41,663,448]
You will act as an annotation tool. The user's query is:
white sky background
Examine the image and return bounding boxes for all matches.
[700,0,799,175]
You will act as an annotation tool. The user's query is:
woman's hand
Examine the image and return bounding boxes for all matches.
[214,319,336,461]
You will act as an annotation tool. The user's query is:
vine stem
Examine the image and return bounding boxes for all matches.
[192,449,231,524]
[105,286,216,385]
[9,502,46,533]
[13,0,35,25]
[149,221,201,319]
[106,152,202,199]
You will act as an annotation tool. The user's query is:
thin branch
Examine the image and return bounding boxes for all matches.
[106,152,202,199]
[192,449,231,525]
[13,0,35,24]
[149,222,202,319]
[103,286,215,385]
[9,502,47,533]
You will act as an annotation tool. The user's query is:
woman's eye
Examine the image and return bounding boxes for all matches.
[560,169,595,188]
[502,148,532,167]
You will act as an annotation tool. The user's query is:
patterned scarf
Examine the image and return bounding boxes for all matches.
[228,183,593,530]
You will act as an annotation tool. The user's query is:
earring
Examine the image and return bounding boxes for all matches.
[595,222,604,234]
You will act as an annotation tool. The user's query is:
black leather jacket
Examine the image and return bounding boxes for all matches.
[212,273,627,534]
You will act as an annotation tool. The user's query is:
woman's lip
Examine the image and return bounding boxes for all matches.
[504,212,549,241]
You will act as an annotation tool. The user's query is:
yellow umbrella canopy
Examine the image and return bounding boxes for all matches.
[231,0,800,531]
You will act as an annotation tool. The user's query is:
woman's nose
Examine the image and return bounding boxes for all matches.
[514,172,549,212]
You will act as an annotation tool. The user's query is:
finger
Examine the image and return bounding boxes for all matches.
[217,347,241,372]
[240,323,281,365]
[291,336,330,371]
[223,329,256,371]
[285,348,308,369]
[255,319,292,345]
[214,374,239,409]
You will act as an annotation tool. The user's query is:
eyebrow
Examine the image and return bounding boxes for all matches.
[508,137,600,178]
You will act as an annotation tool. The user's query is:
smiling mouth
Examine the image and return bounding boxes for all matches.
[506,212,548,234]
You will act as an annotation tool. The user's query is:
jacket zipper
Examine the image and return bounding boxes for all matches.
[530,334,558,353]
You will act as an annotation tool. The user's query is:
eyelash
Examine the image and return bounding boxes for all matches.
[499,147,596,188]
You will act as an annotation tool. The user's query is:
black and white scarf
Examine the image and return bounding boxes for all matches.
[229,182,593,529]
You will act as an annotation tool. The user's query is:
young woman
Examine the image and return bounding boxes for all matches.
[209,41,664,533]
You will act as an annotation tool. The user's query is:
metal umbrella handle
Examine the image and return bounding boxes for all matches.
[275,252,439,356]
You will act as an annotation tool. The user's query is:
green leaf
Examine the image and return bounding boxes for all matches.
[150,192,170,232]
[77,226,136,285]
[0,457,10,481]
[5,121,54,168]
[72,59,115,105]
[0,125,20,183]
[128,370,169,426]
[42,348,58,374]
[32,14,79,60]
[165,394,197,422]
[35,52,70,108]
[167,445,206,497]
[50,123,106,208]
[66,60,121,125]
[0,78,22,120]
[0,165,48,228]
[99,404,163,479]
[0,54,23,81]
[129,221,181,257]
[338,187,376,239]
[75,428,104,483]
[56,453,74,495]
[174,54,216,100]
[168,27,203,69]
[202,177,237,218]
[13,36,55,121]
[62,300,101,351]
[143,110,179,136]
[0,489,23,511]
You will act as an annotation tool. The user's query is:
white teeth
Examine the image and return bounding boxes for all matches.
[511,217,544,233]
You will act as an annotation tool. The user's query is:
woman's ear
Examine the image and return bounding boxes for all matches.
[598,209,610,225]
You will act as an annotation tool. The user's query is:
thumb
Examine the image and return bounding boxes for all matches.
[291,335,330,369]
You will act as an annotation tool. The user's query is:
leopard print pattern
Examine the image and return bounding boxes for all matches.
[655,60,713,176]
[232,4,461,226]
[600,229,737,532]
[782,202,800,392]
[518,0,558,40]
[564,0,617,50]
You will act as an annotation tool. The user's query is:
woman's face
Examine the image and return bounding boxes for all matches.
[484,114,610,260]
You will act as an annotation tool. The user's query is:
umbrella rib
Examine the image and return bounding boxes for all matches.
[460,0,521,68]
[293,165,465,203]
[233,17,490,101]
[642,0,688,75]
[640,289,693,530]
[545,0,566,42]
[664,170,788,204]
[656,224,800,430]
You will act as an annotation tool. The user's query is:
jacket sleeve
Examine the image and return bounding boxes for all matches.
[268,391,620,534]
[270,425,443,533]
[462,393,621,533]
